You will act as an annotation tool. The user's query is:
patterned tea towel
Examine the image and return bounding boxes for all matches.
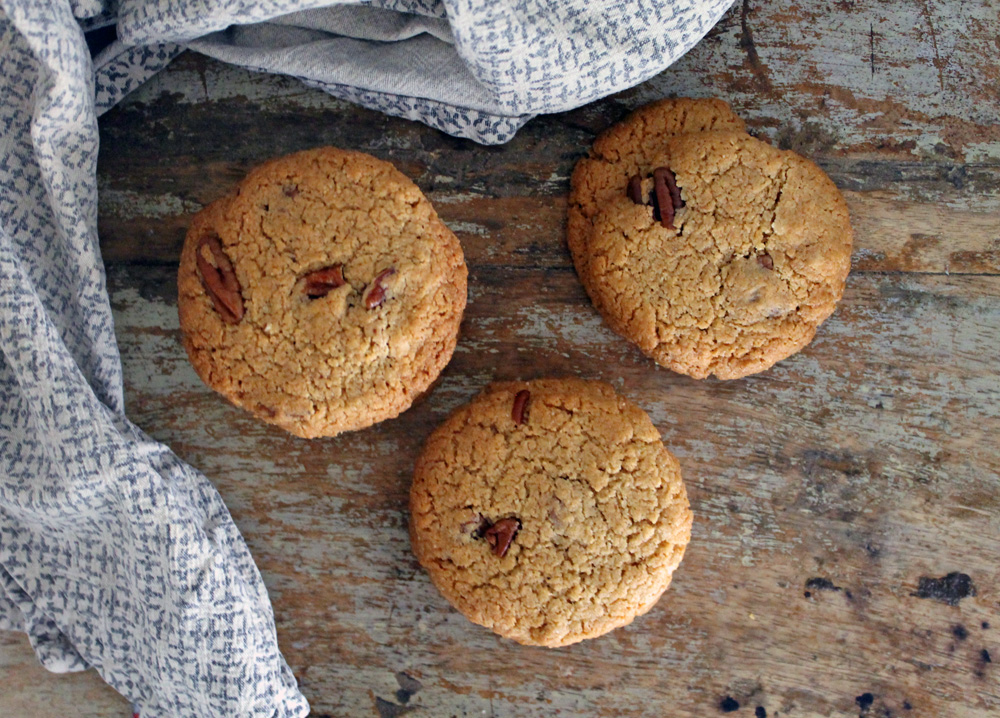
[0,0,732,715]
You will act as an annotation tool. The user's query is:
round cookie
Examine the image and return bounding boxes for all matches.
[581,130,853,380]
[568,98,747,273]
[410,378,692,647]
[178,147,467,438]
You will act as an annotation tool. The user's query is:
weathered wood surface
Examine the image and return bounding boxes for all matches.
[4,0,1000,716]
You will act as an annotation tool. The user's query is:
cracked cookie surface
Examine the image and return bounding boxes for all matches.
[568,98,746,274]
[178,147,467,438]
[581,130,852,379]
[410,378,692,647]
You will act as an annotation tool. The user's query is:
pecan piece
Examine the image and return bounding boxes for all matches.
[196,233,244,324]
[626,174,644,205]
[282,184,299,198]
[660,167,683,210]
[757,253,774,270]
[511,389,530,425]
[652,167,681,230]
[483,517,521,558]
[303,264,345,298]
[364,267,396,309]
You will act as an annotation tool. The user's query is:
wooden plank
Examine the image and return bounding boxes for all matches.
[95,56,1000,274]
[103,264,1000,717]
[0,633,130,717]
[97,181,1000,276]
[4,0,999,715]
[646,0,1000,161]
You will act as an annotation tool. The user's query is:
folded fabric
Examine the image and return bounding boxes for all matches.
[101,0,735,144]
[0,0,732,715]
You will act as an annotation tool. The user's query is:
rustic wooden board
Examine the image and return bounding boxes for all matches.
[4,0,999,716]
[107,266,1000,718]
[0,633,128,717]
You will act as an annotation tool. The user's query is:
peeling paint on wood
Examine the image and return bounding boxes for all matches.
[4,1,1000,716]
[94,262,1000,717]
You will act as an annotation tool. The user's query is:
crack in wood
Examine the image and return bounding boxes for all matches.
[918,0,947,92]
[739,0,773,91]
[870,23,876,77]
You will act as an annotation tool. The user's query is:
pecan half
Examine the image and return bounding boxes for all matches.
[757,253,774,270]
[303,265,345,298]
[483,517,521,558]
[196,233,244,324]
[627,174,644,205]
[660,167,683,210]
[512,389,530,425]
[364,267,396,309]
[652,167,681,230]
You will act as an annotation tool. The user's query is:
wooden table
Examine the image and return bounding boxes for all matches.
[3,1,999,715]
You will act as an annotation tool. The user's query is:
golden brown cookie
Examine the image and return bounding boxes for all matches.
[178,147,467,438]
[581,130,853,380]
[409,378,692,647]
[568,98,746,273]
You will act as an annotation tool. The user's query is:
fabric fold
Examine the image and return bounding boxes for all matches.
[1,1,308,715]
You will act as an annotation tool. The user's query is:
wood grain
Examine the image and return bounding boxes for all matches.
[101,263,1000,717]
[0,633,131,716]
[4,0,1000,716]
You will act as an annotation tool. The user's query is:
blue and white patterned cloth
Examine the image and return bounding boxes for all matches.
[0,0,732,715]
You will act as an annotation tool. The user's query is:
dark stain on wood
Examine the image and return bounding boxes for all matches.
[855,692,874,711]
[911,573,977,605]
[394,672,422,704]
[374,696,413,718]
[976,648,992,679]
[806,577,842,593]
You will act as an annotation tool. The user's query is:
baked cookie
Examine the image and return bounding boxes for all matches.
[568,98,746,272]
[410,378,692,647]
[581,130,853,380]
[178,147,467,438]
